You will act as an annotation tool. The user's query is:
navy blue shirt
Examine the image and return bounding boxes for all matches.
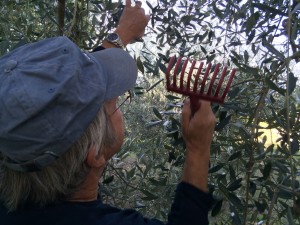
[0,182,213,225]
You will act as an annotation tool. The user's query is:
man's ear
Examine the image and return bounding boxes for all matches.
[86,144,106,168]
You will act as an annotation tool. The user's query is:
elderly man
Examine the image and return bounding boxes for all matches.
[0,1,215,224]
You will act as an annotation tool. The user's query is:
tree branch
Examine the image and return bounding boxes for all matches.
[57,0,65,35]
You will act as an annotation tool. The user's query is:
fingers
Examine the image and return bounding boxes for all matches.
[182,98,214,123]
[190,96,201,115]
[181,98,215,151]
[135,1,142,7]
[182,98,191,124]
[197,100,210,114]
[125,0,142,7]
[125,0,131,6]
[193,100,215,123]
[198,101,216,129]
[181,99,191,138]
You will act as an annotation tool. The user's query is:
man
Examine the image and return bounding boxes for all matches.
[0,1,215,224]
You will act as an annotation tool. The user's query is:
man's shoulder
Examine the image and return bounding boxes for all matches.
[0,200,163,225]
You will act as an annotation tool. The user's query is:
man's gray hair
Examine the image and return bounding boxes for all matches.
[0,106,115,211]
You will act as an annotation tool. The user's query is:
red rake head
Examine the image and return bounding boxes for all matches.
[165,56,236,112]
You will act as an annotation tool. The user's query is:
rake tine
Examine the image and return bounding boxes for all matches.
[186,59,197,91]
[180,58,189,89]
[221,68,237,100]
[207,64,221,95]
[207,64,220,95]
[192,61,204,93]
[166,56,176,89]
[165,56,237,106]
[214,66,228,97]
[172,57,183,88]
[199,63,212,94]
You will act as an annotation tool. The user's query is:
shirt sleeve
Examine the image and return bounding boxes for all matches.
[166,182,214,225]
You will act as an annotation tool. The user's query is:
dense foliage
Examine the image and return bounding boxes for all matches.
[1,0,299,224]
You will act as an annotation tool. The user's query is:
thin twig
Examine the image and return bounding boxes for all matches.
[266,187,278,225]
[286,0,296,205]
[108,163,139,190]
[57,0,65,35]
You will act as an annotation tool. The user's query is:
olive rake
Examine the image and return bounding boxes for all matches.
[166,56,237,113]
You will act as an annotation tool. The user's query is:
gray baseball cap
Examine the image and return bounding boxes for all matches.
[0,36,137,172]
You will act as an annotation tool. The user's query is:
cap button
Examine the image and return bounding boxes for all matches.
[62,48,69,54]
[4,60,18,73]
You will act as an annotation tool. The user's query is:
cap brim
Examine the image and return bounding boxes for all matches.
[90,48,138,100]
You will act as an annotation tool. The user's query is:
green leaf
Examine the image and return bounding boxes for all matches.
[228,87,240,99]
[208,30,214,41]
[244,50,249,64]
[227,178,242,191]
[215,115,231,131]
[0,40,9,55]
[228,150,242,161]
[230,206,242,225]
[140,189,159,201]
[199,31,209,42]
[253,3,287,16]
[146,120,163,128]
[255,200,268,213]
[136,56,144,74]
[180,15,194,25]
[102,175,114,184]
[200,45,207,54]
[229,165,236,181]
[206,54,216,63]
[106,2,119,10]
[245,12,260,33]
[153,107,163,120]
[126,167,136,179]
[220,182,243,208]
[239,127,251,139]
[277,186,293,200]
[213,2,223,19]
[270,108,284,127]
[287,207,296,225]
[165,95,181,100]
[265,78,285,96]
[292,3,300,14]
[291,138,299,155]
[146,0,154,10]
[249,181,257,196]
[231,50,242,60]
[288,73,297,95]
[291,18,298,41]
[251,43,257,54]
[262,39,285,59]
[149,177,167,186]
[211,199,223,217]
[228,41,242,47]
[273,161,290,173]
[209,163,224,173]
[262,162,272,179]
[247,30,256,44]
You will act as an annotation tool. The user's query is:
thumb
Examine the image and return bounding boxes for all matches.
[182,98,192,129]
